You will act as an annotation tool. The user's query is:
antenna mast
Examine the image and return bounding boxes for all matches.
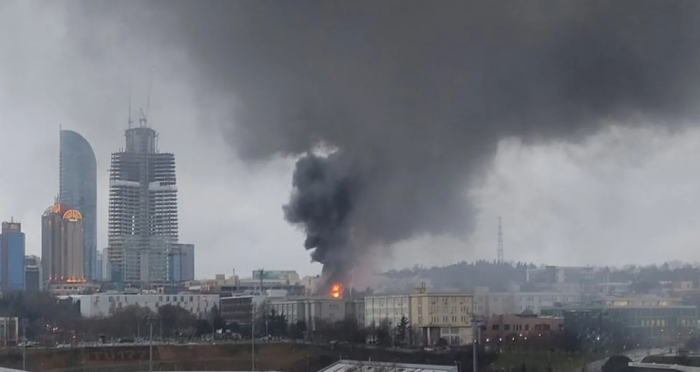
[497,217,504,264]
[128,82,133,128]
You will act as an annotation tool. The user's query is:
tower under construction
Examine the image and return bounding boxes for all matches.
[107,118,181,286]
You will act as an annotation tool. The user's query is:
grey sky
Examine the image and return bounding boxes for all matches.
[1,1,700,280]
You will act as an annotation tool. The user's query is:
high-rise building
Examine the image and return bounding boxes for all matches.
[0,221,25,292]
[179,244,195,282]
[42,204,85,284]
[165,244,195,284]
[24,255,42,292]
[101,247,111,282]
[107,121,183,285]
[95,251,103,281]
[60,130,97,280]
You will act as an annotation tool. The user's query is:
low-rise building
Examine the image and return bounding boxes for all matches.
[78,292,219,319]
[542,299,698,348]
[267,297,348,331]
[474,288,579,317]
[365,295,410,328]
[483,312,563,342]
[0,317,19,346]
[410,286,474,346]
[48,280,100,295]
[220,294,267,326]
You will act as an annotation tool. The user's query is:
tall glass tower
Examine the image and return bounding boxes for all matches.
[60,130,97,280]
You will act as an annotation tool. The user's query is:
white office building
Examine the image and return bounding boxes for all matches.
[364,295,410,328]
[78,293,219,319]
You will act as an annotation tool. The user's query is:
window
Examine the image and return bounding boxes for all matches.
[492,324,499,331]
[504,324,511,331]
[525,324,529,331]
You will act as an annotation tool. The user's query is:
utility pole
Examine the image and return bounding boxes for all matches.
[149,320,154,372]
[22,318,27,371]
[146,314,156,372]
[252,304,256,371]
[473,320,482,372]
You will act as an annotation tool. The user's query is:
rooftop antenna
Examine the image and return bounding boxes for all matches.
[145,68,153,119]
[128,82,133,128]
[497,217,504,264]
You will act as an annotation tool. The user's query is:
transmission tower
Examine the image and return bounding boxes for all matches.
[497,217,504,264]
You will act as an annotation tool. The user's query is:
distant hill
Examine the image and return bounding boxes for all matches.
[383,260,534,292]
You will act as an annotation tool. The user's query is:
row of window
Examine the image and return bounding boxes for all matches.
[491,323,553,331]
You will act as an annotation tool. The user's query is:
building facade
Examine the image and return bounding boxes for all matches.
[107,122,191,286]
[474,288,579,317]
[24,255,42,293]
[267,297,348,331]
[79,293,219,319]
[365,295,411,328]
[1,221,25,292]
[483,313,563,342]
[166,243,195,284]
[410,288,474,346]
[541,301,698,348]
[42,204,85,284]
[60,130,97,281]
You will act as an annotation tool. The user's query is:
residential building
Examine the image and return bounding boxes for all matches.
[107,121,193,286]
[42,204,85,284]
[410,286,474,346]
[483,312,563,342]
[60,130,97,281]
[24,255,42,293]
[78,292,219,319]
[365,295,410,328]
[1,221,25,292]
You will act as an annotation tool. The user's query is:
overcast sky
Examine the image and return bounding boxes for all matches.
[1,1,700,280]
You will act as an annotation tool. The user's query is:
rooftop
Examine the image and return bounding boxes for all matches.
[319,360,458,372]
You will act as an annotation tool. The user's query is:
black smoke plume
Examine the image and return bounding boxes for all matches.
[69,1,700,287]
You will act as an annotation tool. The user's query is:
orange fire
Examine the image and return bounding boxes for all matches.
[330,283,344,299]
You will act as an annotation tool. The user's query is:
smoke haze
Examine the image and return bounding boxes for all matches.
[56,1,700,284]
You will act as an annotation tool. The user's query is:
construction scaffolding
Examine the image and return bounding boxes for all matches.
[107,124,179,287]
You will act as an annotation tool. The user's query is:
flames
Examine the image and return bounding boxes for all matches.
[330,283,344,299]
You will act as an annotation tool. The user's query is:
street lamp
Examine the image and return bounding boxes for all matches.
[21,318,27,371]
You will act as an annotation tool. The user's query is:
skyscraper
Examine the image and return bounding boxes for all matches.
[1,221,25,291]
[60,130,97,280]
[24,255,42,293]
[107,120,181,285]
[42,204,85,283]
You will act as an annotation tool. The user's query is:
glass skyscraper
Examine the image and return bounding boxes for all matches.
[60,130,97,280]
[1,221,25,291]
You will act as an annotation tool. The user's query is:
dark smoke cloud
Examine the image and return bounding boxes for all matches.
[69,0,700,286]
